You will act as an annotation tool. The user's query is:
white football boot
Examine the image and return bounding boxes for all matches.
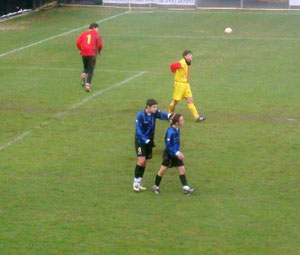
[133,183,146,192]
[138,183,146,191]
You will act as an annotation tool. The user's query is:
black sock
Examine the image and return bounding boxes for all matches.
[155,175,162,187]
[134,165,146,178]
[140,166,145,178]
[179,174,188,186]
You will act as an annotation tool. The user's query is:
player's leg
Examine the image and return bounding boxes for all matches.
[178,166,196,195]
[135,144,154,190]
[169,99,178,114]
[169,82,183,113]
[81,56,88,87]
[85,56,96,92]
[186,97,199,120]
[152,150,170,195]
[185,84,205,122]
[133,156,147,192]
[152,165,168,195]
[133,140,148,192]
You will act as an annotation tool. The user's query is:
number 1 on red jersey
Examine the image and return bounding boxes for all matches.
[87,34,91,45]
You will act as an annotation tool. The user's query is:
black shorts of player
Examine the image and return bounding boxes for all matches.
[162,150,184,168]
[135,138,153,160]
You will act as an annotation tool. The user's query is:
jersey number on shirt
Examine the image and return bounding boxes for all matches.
[138,147,142,155]
[87,34,91,45]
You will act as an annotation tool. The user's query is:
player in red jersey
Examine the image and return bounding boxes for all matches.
[76,23,103,92]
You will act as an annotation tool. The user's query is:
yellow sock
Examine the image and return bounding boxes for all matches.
[169,102,176,113]
[188,103,199,119]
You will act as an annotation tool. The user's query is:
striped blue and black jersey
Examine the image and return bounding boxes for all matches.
[135,109,169,144]
[165,126,181,158]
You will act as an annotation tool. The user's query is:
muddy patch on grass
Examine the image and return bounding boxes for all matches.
[0,25,27,31]
[212,113,299,124]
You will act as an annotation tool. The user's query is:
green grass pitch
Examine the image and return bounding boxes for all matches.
[0,6,299,254]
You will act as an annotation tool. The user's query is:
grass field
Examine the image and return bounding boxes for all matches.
[0,6,300,255]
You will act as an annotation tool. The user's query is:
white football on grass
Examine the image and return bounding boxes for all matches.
[225,27,232,34]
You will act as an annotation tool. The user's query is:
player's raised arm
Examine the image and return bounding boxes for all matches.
[155,109,169,121]
[155,110,175,121]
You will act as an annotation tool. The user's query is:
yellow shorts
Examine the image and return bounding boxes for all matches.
[172,82,193,101]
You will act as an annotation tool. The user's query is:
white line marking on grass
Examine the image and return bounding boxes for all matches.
[0,66,142,73]
[66,71,146,110]
[146,9,300,15]
[130,11,154,14]
[0,11,129,58]
[0,131,33,152]
[0,71,146,152]
[107,34,300,42]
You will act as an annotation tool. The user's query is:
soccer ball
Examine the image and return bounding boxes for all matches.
[225,27,232,34]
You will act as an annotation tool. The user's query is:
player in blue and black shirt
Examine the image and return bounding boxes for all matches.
[152,113,196,195]
[133,99,174,192]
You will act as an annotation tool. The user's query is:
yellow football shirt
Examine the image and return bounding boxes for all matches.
[174,58,189,83]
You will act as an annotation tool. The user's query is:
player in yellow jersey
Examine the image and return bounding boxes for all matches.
[168,50,206,122]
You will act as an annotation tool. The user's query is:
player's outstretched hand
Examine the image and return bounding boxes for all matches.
[168,113,175,122]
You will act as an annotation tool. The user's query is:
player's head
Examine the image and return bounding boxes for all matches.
[89,23,99,31]
[146,99,158,113]
[171,113,184,126]
[183,50,193,65]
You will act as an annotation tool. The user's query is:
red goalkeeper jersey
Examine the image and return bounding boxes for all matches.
[76,29,103,56]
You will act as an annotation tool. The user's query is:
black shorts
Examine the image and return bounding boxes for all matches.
[162,150,184,168]
[82,56,97,72]
[135,138,153,160]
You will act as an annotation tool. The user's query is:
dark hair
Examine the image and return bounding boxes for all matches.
[183,50,192,57]
[171,113,182,125]
[146,99,158,107]
[89,23,99,29]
